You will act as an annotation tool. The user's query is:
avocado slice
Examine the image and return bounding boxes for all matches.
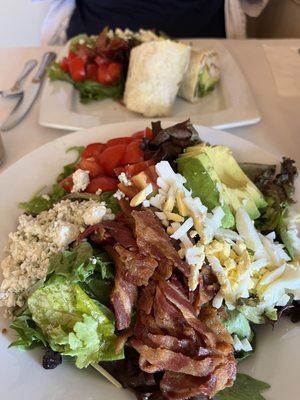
[177,144,267,222]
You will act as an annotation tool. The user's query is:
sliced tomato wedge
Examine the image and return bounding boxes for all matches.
[114,160,155,178]
[97,144,127,176]
[60,57,69,72]
[86,176,119,193]
[60,176,73,192]
[82,143,105,158]
[68,50,77,59]
[95,55,108,66]
[86,63,98,81]
[97,62,122,86]
[121,139,144,165]
[132,127,153,140]
[76,157,105,178]
[106,137,133,147]
[68,56,86,82]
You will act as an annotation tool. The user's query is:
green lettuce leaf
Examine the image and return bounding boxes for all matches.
[19,183,67,217]
[56,146,84,182]
[9,312,47,350]
[217,373,270,400]
[48,242,95,282]
[98,191,121,214]
[48,62,124,104]
[28,275,123,368]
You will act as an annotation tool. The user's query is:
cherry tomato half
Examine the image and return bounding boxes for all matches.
[86,176,119,193]
[68,56,86,82]
[97,144,127,176]
[60,57,69,72]
[82,143,105,158]
[132,127,153,140]
[60,176,73,192]
[122,139,144,165]
[106,137,133,147]
[86,63,98,81]
[76,157,105,178]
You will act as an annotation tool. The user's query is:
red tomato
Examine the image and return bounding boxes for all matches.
[114,160,155,178]
[86,176,119,193]
[60,57,69,72]
[97,144,127,176]
[132,127,153,140]
[82,143,105,158]
[86,63,98,81]
[76,44,94,63]
[76,157,105,178]
[122,139,144,165]
[69,56,86,82]
[95,55,108,66]
[97,62,122,86]
[60,176,73,192]
[68,50,77,59]
[106,137,133,147]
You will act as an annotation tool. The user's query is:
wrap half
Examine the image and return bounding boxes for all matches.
[124,40,191,117]
[179,49,221,103]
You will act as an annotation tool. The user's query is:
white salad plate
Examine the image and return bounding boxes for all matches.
[39,40,260,131]
[0,121,299,400]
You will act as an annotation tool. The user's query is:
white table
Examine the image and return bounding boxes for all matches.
[0,39,300,171]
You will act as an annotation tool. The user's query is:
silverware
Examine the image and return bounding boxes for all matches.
[0,52,56,132]
[0,59,37,98]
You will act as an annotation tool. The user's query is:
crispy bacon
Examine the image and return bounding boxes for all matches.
[132,210,189,276]
[130,339,222,377]
[102,220,137,250]
[108,246,138,330]
[115,244,158,286]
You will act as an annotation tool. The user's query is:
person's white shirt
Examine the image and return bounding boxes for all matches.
[37,0,271,45]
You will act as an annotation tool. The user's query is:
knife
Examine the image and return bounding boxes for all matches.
[1,52,57,132]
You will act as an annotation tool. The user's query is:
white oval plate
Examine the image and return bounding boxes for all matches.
[39,40,260,131]
[0,121,299,400]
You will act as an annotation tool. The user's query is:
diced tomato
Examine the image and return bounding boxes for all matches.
[60,176,73,192]
[132,127,153,140]
[86,63,98,81]
[106,137,133,147]
[97,144,127,176]
[86,176,119,193]
[118,183,140,198]
[97,62,122,86]
[76,157,105,178]
[95,55,108,66]
[60,57,69,72]
[82,143,105,158]
[122,139,144,165]
[68,50,77,59]
[68,56,86,82]
[114,160,155,178]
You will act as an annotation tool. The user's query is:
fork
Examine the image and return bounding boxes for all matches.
[0,59,38,98]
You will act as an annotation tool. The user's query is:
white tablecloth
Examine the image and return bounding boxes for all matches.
[0,39,300,171]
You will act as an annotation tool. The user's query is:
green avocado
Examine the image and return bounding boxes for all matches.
[177,144,267,223]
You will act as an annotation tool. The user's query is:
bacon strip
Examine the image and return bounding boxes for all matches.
[132,210,189,276]
[114,244,158,286]
[130,339,222,377]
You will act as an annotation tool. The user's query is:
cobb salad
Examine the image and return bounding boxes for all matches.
[1,120,300,400]
[48,28,220,116]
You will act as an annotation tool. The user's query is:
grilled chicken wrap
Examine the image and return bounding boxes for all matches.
[124,40,191,117]
[179,49,221,103]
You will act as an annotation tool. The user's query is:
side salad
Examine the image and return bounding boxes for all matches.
[1,120,300,400]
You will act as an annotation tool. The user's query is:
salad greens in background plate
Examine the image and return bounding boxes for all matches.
[0,121,299,400]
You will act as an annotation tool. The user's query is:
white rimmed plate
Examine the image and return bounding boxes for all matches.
[0,121,299,400]
[39,40,260,131]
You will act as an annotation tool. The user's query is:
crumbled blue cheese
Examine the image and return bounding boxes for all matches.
[0,199,114,313]
[113,189,125,200]
[118,172,132,186]
[71,169,90,193]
